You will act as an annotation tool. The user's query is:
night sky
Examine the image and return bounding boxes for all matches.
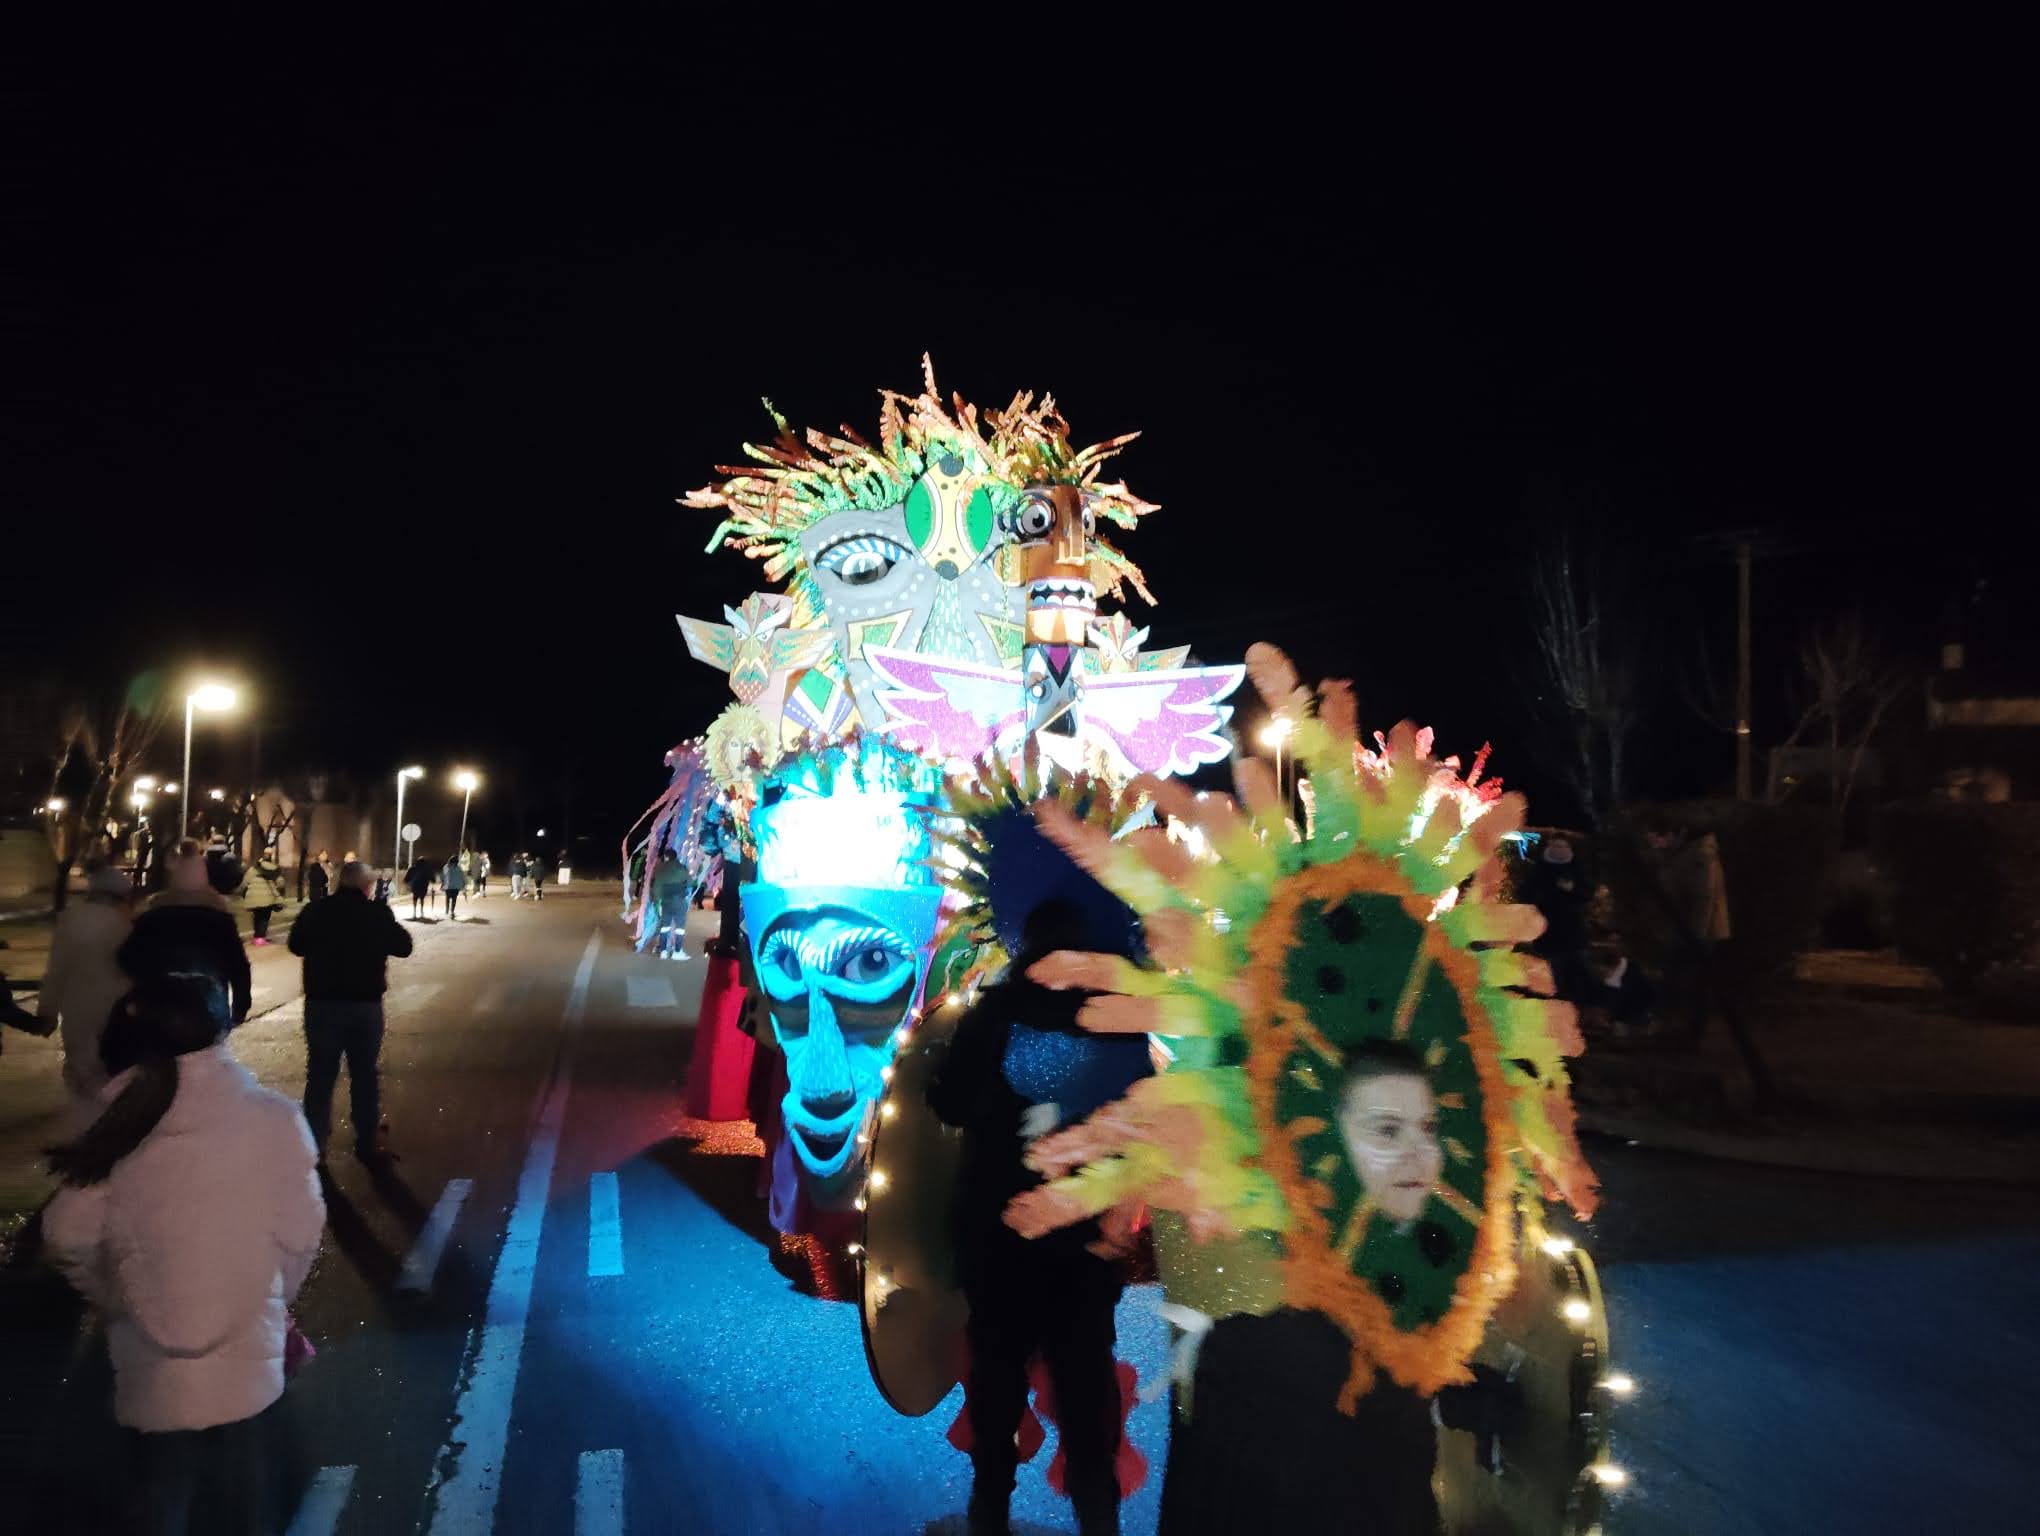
[15,29,2030,852]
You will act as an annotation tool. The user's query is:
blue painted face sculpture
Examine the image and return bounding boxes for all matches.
[741,774,942,1195]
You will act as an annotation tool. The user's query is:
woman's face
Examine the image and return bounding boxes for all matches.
[1336,1070,1444,1224]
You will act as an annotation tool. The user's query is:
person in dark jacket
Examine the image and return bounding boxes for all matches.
[305,852,333,903]
[403,856,437,921]
[117,839,251,1033]
[928,900,1146,1536]
[287,860,414,1163]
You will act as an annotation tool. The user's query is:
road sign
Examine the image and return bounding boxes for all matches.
[402,822,422,842]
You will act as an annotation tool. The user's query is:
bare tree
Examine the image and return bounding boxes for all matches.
[1773,614,1912,817]
[42,688,170,908]
[1522,530,1649,826]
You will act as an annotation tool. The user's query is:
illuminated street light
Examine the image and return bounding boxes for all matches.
[134,776,158,793]
[161,782,179,795]
[130,789,152,810]
[181,683,238,836]
[45,797,68,815]
[1258,715,1296,800]
[208,787,226,802]
[394,765,425,872]
[452,769,480,853]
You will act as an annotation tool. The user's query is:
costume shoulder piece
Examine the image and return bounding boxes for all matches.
[1005,644,1597,1403]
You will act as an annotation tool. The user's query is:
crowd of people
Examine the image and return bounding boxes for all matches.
[0,836,461,1528]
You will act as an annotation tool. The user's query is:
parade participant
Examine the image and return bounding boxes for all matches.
[120,839,251,1031]
[42,974,325,1534]
[37,861,137,1118]
[1003,647,1609,1535]
[649,847,691,959]
[288,860,413,1164]
[928,898,1137,1536]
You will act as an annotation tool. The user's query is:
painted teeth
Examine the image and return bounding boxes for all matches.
[1028,580,1096,610]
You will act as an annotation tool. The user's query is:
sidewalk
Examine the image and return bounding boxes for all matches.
[1574,949,2040,1183]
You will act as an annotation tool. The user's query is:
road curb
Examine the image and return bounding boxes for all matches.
[1579,1111,2040,1186]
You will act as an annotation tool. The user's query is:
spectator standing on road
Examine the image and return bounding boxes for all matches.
[288,860,414,1164]
[649,848,691,960]
[38,861,137,1118]
[42,973,325,1535]
[440,853,467,920]
[509,851,528,900]
[473,851,491,900]
[403,855,437,920]
[305,851,334,903]
[119,839,251,1034]
[239,851,288,947]
[526,851,545,902]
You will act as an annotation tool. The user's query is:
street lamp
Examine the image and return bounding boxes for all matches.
[394,765,425,872]
[181,683,237,837]
[1258,716,1296,800]
[208,787,226,801]
[45,797,67,815]
[453,770,480,853]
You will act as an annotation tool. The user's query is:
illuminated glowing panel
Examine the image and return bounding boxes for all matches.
[754,790,928,889]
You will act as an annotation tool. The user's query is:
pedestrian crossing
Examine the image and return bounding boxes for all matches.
[286,1450,631,1533]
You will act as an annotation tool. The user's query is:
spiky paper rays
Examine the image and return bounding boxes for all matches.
[682,355,1157,626]
[1004,642,1598,1402]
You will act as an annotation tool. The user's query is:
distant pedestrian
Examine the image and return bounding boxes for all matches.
[239,852,288,946]
[306,851,334,903]
[119,839,252,1033]
[42,973,325,1536]
[441,853,467,919]
[510,852,529,900]
[403,855,437,920]
[287,860,414,1164]
[38,861,137,1118]
[649,849,691,960]
[474,851,491,899]
[526,852,545,902]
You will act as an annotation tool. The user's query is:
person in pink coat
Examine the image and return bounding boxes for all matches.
[43,974,325,1534]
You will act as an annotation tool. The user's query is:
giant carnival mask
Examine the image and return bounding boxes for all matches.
[740,748,943,1194]
[677,592,832,718]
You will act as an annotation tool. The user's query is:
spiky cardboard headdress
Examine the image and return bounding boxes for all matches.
[682,355,1157,626]
[1003,644,1597,1403]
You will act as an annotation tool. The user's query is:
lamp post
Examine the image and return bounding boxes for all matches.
[1258,716,1295,802]
[181,684,237,838]
[453,770,480,854]
[394,766,424,873]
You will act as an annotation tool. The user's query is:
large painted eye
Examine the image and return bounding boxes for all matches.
[761,930,805,985]
[815,534,910,587]
[835,940,910,989]
[1014,498,1054,540]
[1080,499,1097,535]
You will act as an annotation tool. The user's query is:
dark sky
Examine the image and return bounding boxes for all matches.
[13,28,2031,847]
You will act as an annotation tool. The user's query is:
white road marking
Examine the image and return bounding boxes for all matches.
[285,1465,356,1536]
[425,931,601,1536]
[624,974,673,1009]
[587,1172,623,1277]
[397,1178,474,1294]
[576,1449,625,1536]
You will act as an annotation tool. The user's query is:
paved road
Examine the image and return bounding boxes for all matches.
[3,890,2035,1533]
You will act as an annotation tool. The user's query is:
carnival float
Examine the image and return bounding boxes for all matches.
[621,360,1628,1531]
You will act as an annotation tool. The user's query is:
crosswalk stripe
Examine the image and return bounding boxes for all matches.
[397,1178,474,1294]
[285,1465,356,1536]
[588,1173,623,1277]
[576,1449,625,1536]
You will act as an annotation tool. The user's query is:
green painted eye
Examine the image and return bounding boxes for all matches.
[965,486,995,555]
[903,480,934,551]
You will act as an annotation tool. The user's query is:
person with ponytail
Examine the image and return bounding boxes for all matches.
[43,975,326,1534]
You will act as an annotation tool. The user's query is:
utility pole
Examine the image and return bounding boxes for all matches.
[1735,537,1753,801]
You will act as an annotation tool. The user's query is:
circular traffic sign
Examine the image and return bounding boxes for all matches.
[402,822,422,842]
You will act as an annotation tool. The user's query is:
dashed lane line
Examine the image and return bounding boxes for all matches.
[285,1465,356,1536]
[587,1173,623,1278]
[397,1178,474,1294]
[576,1450,625,1536]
